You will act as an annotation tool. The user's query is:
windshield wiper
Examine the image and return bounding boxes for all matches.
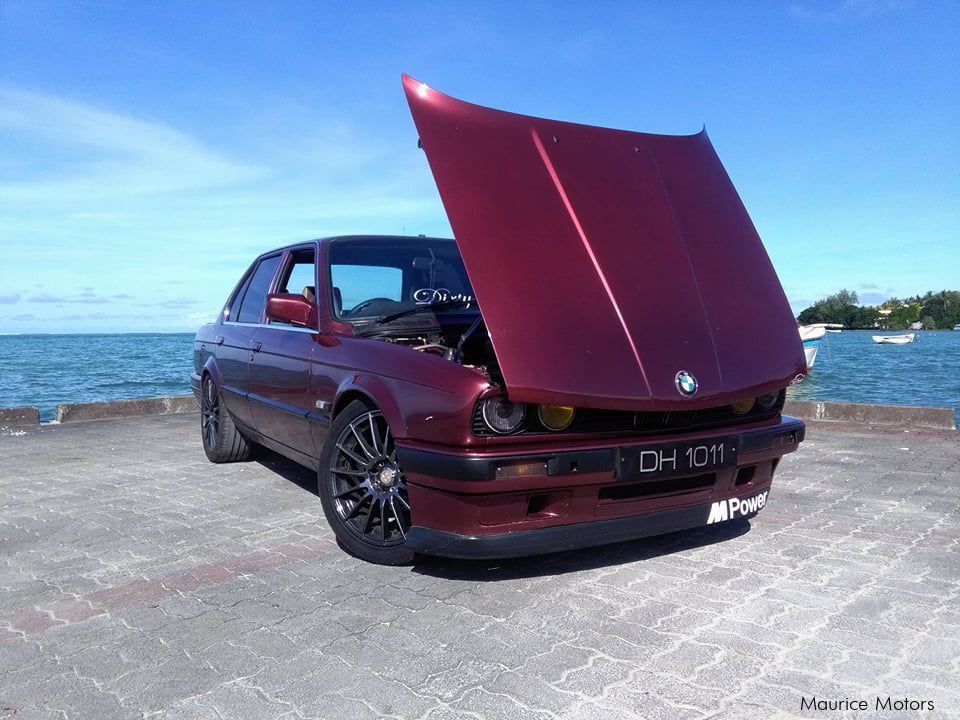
[376,300,475,324]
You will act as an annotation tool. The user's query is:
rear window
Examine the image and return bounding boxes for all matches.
[235,255,281,323]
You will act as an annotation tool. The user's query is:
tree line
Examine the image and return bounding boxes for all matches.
[796,290,960,330]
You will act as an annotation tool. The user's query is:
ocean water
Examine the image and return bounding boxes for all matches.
[1,330,958,424]
[1,333,194,423]
[786,330,960,424]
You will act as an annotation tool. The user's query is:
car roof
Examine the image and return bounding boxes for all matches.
[256,235,456,259]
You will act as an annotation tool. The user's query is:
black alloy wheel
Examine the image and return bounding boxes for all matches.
[200,375,251,463]
[318,400,413,564]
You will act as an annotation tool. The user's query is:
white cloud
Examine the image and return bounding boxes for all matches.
[0,87,263,202]
[0,85,449,333]
[789,0,912,22]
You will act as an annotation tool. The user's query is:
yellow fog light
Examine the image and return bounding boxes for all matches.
[730,397,755,415]
[538,404,576,431]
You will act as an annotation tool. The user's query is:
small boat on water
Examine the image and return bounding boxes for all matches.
[872,333,915,345]
[797,324,841,369]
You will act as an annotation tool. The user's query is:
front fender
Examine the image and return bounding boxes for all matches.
[334,375,408,437]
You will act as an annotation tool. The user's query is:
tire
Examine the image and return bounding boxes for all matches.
[200,375,251,463]
[318,400,414,565]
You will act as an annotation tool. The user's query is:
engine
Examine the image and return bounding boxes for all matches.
[377,322,500,381]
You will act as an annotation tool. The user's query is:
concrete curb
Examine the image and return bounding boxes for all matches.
[784,399,956,431]
[55,395,198,424]
[0,406,40,428]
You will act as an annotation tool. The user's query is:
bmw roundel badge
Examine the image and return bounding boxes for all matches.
[675,370,698,396]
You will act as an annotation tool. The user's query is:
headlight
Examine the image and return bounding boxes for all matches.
[730,397,755,415]
[538,404,576,431]
[757,391,781,410]
[480,397,526,434]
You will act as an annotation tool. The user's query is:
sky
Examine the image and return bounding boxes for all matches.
[0,0,957,333]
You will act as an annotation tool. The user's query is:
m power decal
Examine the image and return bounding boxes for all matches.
[706,491,768,524]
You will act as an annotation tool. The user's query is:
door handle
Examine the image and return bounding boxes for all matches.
[215,335,224,345]
[251,341,262,352]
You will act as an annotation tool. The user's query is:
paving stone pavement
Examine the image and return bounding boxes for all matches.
[1,414,958,719]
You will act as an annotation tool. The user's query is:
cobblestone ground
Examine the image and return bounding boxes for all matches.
[1,414,958,719]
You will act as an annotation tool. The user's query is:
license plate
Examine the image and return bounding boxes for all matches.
[616,438,738,480]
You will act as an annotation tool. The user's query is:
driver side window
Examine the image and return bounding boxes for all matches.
[330,265,403,315]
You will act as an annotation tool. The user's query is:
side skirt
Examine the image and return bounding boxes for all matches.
[236,420,320,472]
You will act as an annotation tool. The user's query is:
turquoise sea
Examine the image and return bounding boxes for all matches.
[786,330,960,424]
[0,330,958,424]
[1,333,195,423]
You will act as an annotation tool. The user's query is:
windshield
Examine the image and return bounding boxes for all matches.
[327,238,476,322]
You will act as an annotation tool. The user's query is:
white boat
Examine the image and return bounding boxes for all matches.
[798,325,826,342]
[872,333,915,345]
[797,324,839,369]
[798,323,842,342]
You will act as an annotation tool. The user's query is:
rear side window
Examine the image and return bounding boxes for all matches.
[236,255,281,323]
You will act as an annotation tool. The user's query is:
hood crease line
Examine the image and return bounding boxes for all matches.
[647,150,725,390]
[531,129,651,395]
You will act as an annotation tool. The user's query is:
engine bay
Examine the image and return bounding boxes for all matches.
[363,317,500,382]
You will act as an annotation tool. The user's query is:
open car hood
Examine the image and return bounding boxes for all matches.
[403,75,805,409]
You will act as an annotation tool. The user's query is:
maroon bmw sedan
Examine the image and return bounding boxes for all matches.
[191,76,806,564]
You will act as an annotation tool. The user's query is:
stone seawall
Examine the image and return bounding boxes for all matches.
[783,399,955,430]
[0,395,197,429]
[0,395,955,430]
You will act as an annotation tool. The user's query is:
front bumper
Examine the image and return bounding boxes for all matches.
[405,485,770,559]
[396,416,803,559]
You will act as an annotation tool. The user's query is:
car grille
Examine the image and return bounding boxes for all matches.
[471,391,785,437]
[598,473,716,501]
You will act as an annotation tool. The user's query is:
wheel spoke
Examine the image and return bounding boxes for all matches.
[368,414,380,454]
[346,492,372,520]
[336,443,369,468]
[330,467,365,478]
[350,424,377,460]
[389,497,406,539]
[361,501,377,535]
[334,484,365,499]
[379,498,387,541]
[394,492,410,510]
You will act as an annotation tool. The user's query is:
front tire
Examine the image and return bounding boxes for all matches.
[318,400,414,565]
[200,375,251,463]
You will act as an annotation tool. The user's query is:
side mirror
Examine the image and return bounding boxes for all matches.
[266,293,318,328]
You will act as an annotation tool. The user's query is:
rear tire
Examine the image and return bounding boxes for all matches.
[201,375,251,463]
[318,400,414,565]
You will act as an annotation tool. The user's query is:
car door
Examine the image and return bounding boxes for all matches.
[217,253,282,429]
[248,247,322,457]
